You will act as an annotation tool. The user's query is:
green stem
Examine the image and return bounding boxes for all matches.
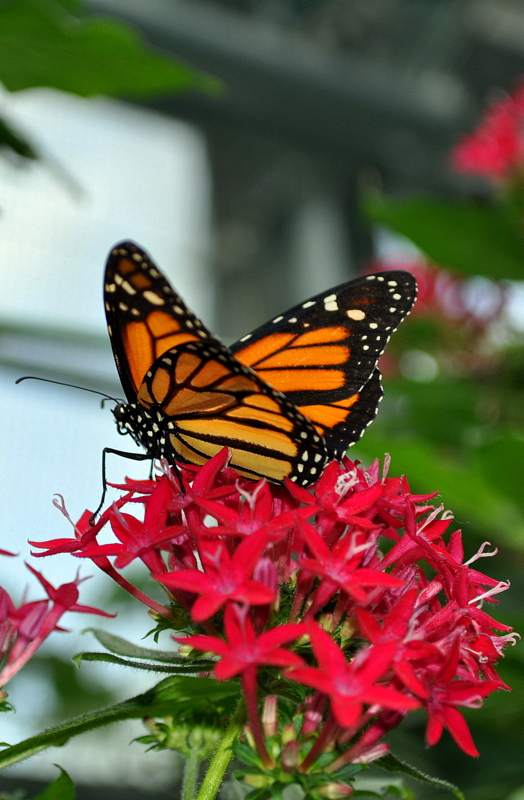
[182,749,201,800]
[195,698,246,800]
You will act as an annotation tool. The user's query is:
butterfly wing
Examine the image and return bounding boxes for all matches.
[104,242,208,403]
[104,242,328,486]
[230,271,416,456]
[134,339,328,484]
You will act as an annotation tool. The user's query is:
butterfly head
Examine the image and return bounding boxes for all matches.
[112,402,141,445]
[112,400,170,460]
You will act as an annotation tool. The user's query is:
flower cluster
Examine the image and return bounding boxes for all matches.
[0,556,110,694]
[451,82,524,181]
[31,448,514,774]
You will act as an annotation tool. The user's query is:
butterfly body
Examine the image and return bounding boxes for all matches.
[104,242,416,485]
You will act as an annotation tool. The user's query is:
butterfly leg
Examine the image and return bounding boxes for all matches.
[90,447,152,524]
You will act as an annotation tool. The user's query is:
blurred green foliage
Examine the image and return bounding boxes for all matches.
[366,193,524,280]
[360,185,524,798]
[0,0,219,161]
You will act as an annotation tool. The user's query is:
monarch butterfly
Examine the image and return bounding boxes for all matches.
[105,241,417,487]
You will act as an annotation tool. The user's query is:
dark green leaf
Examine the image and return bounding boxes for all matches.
[0,0,220,98]
[31,767,75,800]
[375,753,464,799]
[365,194,524,280]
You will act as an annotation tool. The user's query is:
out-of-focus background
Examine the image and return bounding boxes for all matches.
[1,1,524,798]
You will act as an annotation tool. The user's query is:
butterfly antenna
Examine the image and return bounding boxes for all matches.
[15,376,121,405]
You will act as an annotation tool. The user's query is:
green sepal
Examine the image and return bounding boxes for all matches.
[243,789,273,800]
[331,764,364,782]
[136,718,221,759]
[234,739,263,768]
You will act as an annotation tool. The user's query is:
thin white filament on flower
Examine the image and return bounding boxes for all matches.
[469,580,511,606]
[465,541,498,565]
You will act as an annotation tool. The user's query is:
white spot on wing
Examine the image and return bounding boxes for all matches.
[143,291,165,306]
[122,280,136,295]
[346,309,365,320]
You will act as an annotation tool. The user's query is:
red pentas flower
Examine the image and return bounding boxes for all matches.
[155,531,275,621]
[451,82,524,180]
[0,558,111,688]
[37,447,513,771]
[287,622,420,730]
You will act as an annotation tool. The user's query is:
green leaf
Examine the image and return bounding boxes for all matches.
[365,193,524,280]
[31,767,75,800]
[0,0,220,98]
[0,676,240,770]
[83,628,200,663]
[375,753,464,799]
[73,651,208,672]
